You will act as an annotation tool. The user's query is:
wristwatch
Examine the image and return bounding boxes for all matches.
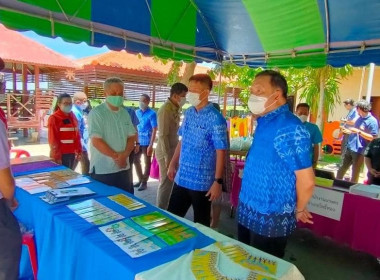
[214,178,223,185]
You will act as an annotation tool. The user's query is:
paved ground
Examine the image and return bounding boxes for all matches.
[12,134,380,280]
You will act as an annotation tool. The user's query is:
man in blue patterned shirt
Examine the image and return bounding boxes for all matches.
[134,94,158,191]
[167,74,227,226]
[238,70,315,258]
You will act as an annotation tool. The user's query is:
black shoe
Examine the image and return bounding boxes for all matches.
[133,182,141,188]
[137,182,147,191]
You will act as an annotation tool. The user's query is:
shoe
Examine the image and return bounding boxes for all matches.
[137,182,147,191]
[133,182,141,188]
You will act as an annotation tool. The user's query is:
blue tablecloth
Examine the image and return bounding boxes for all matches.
[14,165,214,280]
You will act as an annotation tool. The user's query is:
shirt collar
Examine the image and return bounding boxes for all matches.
[361,112,372,120]
[167,98,180,110]
[258,104,289,123]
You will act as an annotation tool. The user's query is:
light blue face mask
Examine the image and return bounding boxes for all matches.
[61,105,72,113]
[106,96,123,107]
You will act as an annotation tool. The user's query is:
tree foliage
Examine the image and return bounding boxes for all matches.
[209,63,353,113]
[293,65,353,115]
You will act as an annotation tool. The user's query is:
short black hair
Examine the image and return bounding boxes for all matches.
[356,100,371,112]
[170,83,188,97]
[296,103,310,111]
[140,93,150,102]
[343,98,355,106]
[255,70,288,98]
[189,74,213,90]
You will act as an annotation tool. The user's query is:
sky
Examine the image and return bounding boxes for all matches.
[21,30,215,68]
[21,31,110,59]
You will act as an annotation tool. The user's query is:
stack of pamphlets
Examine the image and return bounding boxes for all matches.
[41,187,95,204]
[16,169,91,192]
[191,242,278,280]
[349,183,380,199]
[67,199,124,226]
[108,194,145,211]
[15,177,51,194]
[99,211,197,258]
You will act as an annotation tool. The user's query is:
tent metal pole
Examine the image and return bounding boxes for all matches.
[366,63,375,102]
[217,62,222,105]
[358,67,366,100]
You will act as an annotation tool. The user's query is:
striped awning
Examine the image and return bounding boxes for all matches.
[0,0,379,68]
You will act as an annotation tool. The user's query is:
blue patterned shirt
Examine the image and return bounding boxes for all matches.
[136,107,158,146]
[72,105,88,151]
[175,103,227,191]
[238,104,312,237]
[125,107,140,127]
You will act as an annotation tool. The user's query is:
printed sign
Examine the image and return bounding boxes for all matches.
[308,186,344,221]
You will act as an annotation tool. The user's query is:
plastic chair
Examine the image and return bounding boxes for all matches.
[10,149,30,158]
[22,233,38,280]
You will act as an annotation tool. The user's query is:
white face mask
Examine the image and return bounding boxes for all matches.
[179,96,187,107]
[80,102,88,111]
[297,115,308,123]
[139,101,148,110]
[247,92,276,115]
[187,92,201,107]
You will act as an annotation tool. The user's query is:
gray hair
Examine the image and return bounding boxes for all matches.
[104,77,124,91]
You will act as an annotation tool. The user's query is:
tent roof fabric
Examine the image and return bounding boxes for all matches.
[0,0,379,68]
[0,24,76,69]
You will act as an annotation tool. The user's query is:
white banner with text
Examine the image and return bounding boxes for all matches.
[308,187,345,221]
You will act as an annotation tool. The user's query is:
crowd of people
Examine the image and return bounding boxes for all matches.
[1,69,380,278]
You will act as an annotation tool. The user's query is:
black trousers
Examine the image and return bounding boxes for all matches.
[237,223,288,259]
[72,151,90,175]
[61,153,76,170]
[91,169,134,194]
[367,173,380,185]
[128,151,135,187]
[0,199,22,280]
[133,146,151,183]
[167,183,211,227]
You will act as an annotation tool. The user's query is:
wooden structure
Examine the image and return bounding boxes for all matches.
[0,24,76,135]
[47,51,239,108]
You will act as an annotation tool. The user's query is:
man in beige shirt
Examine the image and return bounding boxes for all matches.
[156,83,188,209]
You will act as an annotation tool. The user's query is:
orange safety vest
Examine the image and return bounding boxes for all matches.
[48,109,82,160]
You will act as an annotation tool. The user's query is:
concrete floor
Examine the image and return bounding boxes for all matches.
[13,133,380,280]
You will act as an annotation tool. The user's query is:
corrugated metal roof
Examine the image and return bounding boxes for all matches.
[0,24,77,69]
[76,50,211,76]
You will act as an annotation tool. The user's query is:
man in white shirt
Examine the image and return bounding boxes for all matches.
[0,121,21,280]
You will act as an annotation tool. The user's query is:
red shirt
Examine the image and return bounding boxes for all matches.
[0,108,7,129]
[48,109,82,161]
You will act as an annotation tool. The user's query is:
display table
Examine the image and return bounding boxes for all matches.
[14,161,304,280]
[299,186,380,258]
[137,221,304,280]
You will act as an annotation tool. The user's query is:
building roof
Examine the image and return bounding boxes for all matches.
[0,24,76,70]
[76,50,211,77]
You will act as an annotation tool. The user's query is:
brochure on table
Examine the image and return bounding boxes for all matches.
[191,242,278,280]
[15,169,91,194]
[99,211,197,258]
[68,199,124,226]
